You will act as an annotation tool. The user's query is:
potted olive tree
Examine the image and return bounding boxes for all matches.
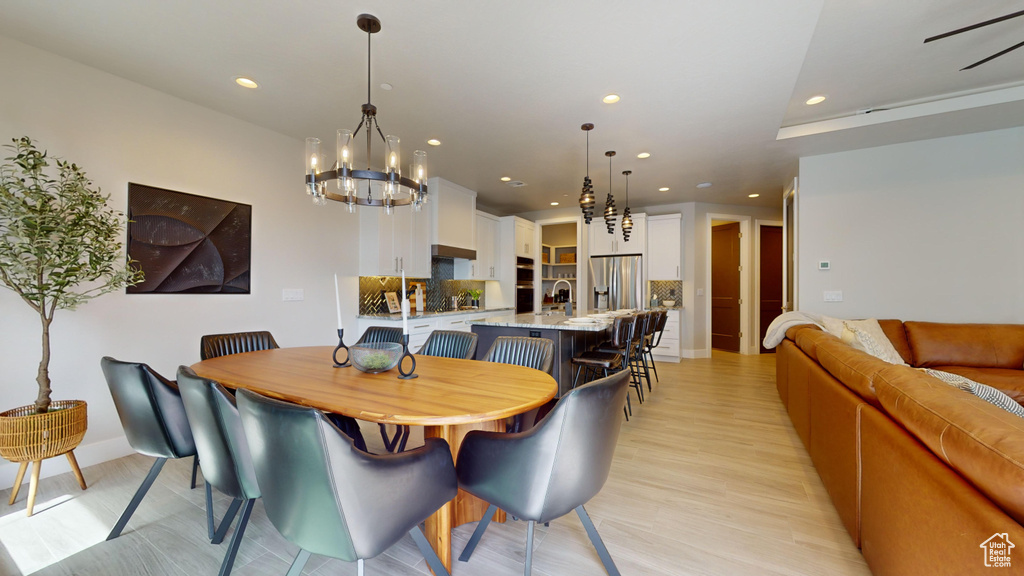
[0,137,143,515]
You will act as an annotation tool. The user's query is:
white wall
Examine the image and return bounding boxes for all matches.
[0,36,361,488]
[798,126,1024,322]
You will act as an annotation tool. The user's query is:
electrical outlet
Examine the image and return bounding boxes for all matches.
[823,290,843,302]
[282,288,304,301]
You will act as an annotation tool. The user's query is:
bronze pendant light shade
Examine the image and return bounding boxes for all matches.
[621,170,633,242]
[604,151,617,234]
[579,123,595,224]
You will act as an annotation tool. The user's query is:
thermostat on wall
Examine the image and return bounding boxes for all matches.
[818,260,830,270]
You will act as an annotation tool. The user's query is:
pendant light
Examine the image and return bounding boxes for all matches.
[603,151,617,234]
[304,14,428,213]
[578,123,595,224]
[621,170,633,242]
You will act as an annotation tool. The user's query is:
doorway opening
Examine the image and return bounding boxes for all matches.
[705,213,751,355]
[756,221,783,353]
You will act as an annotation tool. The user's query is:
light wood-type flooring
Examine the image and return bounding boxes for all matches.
[0,351,871,575]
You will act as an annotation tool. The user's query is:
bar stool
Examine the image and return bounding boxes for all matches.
[580,315,636,419]
[645,310,668,384]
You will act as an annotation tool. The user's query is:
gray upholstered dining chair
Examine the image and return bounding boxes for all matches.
[378,330,481,453]
[456,369,630,575]
[235,388,457,576]
[101,357,205,540]
[177,367,260,576]
[355,325,404,345]
[200,330,279,360]
[484,336,556,432]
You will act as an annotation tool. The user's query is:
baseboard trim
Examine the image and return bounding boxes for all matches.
[682,348,711,359]
[1,435,133,491]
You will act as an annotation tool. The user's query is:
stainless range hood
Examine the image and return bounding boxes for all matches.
[431,244,476,260]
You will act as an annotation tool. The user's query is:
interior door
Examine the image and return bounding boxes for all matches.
[782,177,798,312]
[711,222,741,352]
[759,225,783,353]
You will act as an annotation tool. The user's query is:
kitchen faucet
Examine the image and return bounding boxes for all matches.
[552,279,573,318]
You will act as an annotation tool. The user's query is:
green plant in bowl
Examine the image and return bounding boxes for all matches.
[351,342,403,374]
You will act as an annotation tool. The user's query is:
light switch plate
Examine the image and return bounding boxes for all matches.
[823,290,843,302]
[282,288,304,301]
[696,288,704,296]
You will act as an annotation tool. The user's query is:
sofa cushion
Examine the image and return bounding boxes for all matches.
[922,369,1024,418]
[874,365,1024,525]
[877,319,912,365]
[815,338,888,407]
[905,321,1024,369]
[793,326,836,362]
[931,366,1024,404]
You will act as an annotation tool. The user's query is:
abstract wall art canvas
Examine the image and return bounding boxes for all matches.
[127,183,251,294]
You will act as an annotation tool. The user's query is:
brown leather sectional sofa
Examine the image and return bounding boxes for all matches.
[777,320,1024,575]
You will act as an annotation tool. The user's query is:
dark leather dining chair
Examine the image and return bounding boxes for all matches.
[483,336,555,432]
[235,389,457,576]
[200,331,279,360]
[177,367,260,576]
[419,329,479,359]
[101,357,204,540]
[355,325,404,345]
[378,330,480,453]
[456,369,630,575]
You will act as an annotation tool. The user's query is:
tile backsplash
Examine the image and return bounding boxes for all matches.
[359,258,486,314]
[649,280,683,304]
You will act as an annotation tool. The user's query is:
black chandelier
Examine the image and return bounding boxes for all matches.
[603,151,617,233]
[578,123,595,224]
[621,170,633,242]
[304,14,428,213]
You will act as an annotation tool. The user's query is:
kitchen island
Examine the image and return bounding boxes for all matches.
[470,312,611,396]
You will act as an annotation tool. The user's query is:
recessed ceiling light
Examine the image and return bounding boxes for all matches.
[427,139,441,146]
[748,193,760,198]
[603,94,620,104]
[658,187,670,192]
[500,176,511,182]
[637,152,651,159]
[234,77,258,89]
[805,95,827,105]
[550,202,559,206]
[380,82,393,91]
[696,182,713,189]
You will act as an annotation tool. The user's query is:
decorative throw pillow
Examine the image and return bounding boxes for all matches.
[924,368,1024,418]
[842,319,907,365]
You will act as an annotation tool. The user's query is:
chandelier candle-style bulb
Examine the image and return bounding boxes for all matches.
[306,137,326,204]
[337,129,354,191]
[411,150,428,211]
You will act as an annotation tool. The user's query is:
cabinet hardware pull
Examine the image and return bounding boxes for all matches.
[413,324,431,329]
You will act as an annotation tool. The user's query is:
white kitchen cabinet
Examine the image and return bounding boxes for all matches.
[359,205,431,277]
[648,214,681,280]
[428,177,476,252]
[455,211,501,280]
[514,218,536,259]
[356,317,437,352]
[588,213,647,256]
[652,308,681,362]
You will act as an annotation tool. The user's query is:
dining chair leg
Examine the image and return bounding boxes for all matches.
[285,549,311,576]
[357,558,364,576]
[211,497,243,545]
[575,505,621,576]
[206,482,215,540]
[572,364,583,389]
[640,352,652,392]
[647,348,659,383]
[217,498,254,576]
[524,520,536,576]
[191,454,199,489]
[410,525,451,576]
[397,425,411,453]
[8,461,28,505]
[379,424,411,453]
[108,457,166,540]
[459,503,498,562]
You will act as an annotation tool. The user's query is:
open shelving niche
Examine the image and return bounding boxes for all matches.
[541,243,578,311]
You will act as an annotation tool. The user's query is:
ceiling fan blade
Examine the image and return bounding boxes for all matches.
[961,39,1024,70]
[924,9,1024,43]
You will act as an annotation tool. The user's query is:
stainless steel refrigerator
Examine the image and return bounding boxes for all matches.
[589,254,643,311]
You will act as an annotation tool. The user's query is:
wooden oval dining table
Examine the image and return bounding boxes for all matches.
[191,345,557,573]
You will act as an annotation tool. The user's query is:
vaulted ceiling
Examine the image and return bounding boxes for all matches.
[1,1,1022,214]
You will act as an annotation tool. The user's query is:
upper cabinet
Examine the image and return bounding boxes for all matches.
[455,211,502,280]
[359,205,432,278]
[648,214,681,281]
[588,213,647,256]
[514,218,536,259]
[428,177,476,252]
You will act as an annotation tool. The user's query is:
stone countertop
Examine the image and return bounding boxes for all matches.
[357,306,516,321]
[470,312,613,332]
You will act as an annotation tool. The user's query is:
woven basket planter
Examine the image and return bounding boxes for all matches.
[0,400,87,463]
